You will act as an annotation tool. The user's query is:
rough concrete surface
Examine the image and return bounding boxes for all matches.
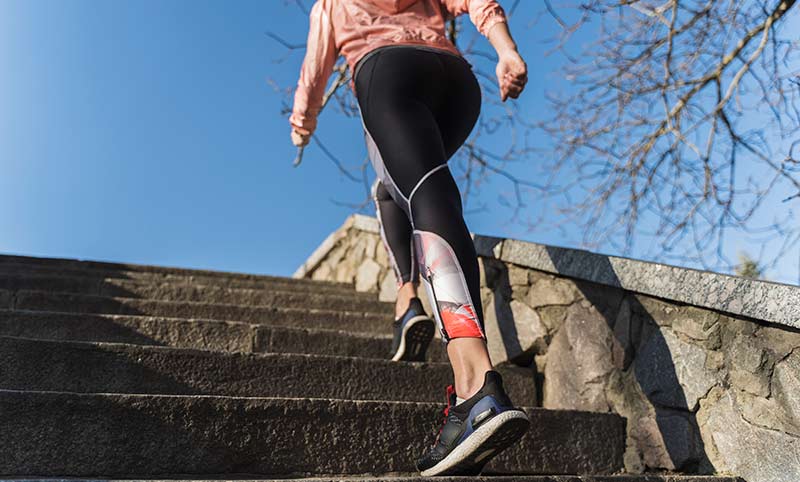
[0,390,625,477]
[13,291,392,334]
[0,336,535,404]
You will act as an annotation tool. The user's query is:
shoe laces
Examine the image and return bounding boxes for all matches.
[432,384,456,446]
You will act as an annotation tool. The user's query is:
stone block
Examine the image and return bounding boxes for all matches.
[772,349,800,430]
[736,390,799,438]
[727,334,770,397]
[354,258,381,292]
[334,257,358,283]
[754,323,800,360]
[543,303,613,412]
[363,234,378,259]
[378,270,397,302]
[310,262,333,281]
[574,280,624,322]
[508,264,530,286]
[374,236,390,267]
[536,305,568,333]
[525,277,580,308]
[325,244,348,270]
[484,293,548,366]
[479,257,503,287]
[653,408,706,471]
[700,390,800,482]
[671,307,721,348]
[634,330,718,411]
[349,235,370,264]
[611,296,638,370]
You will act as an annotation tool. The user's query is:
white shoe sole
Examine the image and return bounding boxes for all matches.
[390,315,435,362]
[420,409,530,476]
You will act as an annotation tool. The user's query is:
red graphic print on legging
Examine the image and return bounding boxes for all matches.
[413,229,484,340]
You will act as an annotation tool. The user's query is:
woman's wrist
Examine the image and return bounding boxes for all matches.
[486,22,519,60]
[498,47,520,60]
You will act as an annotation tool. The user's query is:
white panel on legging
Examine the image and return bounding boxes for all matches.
[413,229,484,341]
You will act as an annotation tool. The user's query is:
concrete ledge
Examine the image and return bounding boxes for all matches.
[499,240,800,330]
[329,214,799,330]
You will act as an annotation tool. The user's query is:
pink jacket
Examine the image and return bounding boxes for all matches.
[289,0,507,137]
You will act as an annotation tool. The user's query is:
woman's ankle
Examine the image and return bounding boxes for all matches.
[454,367,491,400]
[446,337,493,399]
[394,281,418,318]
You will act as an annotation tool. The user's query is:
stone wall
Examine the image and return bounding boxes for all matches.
[294,214,800,482]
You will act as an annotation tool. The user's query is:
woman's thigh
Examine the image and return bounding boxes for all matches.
[436,55,482,161]
[355,47,481,203]
[356,48,448,198]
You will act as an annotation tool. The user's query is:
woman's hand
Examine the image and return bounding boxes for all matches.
[496,51,527,101]
[291,128,311,147]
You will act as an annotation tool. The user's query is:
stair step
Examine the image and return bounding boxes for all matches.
[0,310,448,361]
[0,390,625,477]
[0,266,366,296]
[0,478,746,481]
[0,254,349,285]
[7,290,391,333]
[49,478,742,481]
[0,336,534,404]
[0,275,392,313]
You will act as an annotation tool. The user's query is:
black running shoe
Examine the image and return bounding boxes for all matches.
[416,370,530,476]
[390,297,435,362]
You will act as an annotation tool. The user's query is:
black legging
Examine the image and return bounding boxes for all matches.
[354,45,485,344]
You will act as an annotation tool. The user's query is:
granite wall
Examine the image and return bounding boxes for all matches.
[294,215,800,482]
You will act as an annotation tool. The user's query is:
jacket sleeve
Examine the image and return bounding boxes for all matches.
[440,0,507,38]
[289,0,339,137]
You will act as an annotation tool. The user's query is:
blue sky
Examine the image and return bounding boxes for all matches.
[1,0,798,284]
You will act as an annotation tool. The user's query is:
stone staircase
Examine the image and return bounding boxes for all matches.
[0,255,742,481]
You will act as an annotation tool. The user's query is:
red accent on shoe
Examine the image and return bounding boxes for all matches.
[433,384,457,446]
[444,384,456,415]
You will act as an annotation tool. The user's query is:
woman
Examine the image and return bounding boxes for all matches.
[289,0,529,476]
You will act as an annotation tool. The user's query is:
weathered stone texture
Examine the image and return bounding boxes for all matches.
[298,214,800,482]
[492,298,548,364]
[378,270,396,302]
[772,349,800,426]
[543,304,613,413]
[726,334,770,397]
[0,289,12,309]
[700,390,800,482]
[0,391,625,477]
[634,330,719,411]
[526,277,579,308]
[355,258,381,292]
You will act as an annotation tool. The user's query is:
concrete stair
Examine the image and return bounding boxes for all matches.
[0,273,390,312]
[0,255,743,481]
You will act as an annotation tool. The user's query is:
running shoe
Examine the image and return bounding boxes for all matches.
[390,297,435,362]
[416,370,530,476]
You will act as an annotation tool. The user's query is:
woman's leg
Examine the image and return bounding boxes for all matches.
[433,53,496,399]
[355,47,492,399]
[409,156,492,399]
[371,178,420,319]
